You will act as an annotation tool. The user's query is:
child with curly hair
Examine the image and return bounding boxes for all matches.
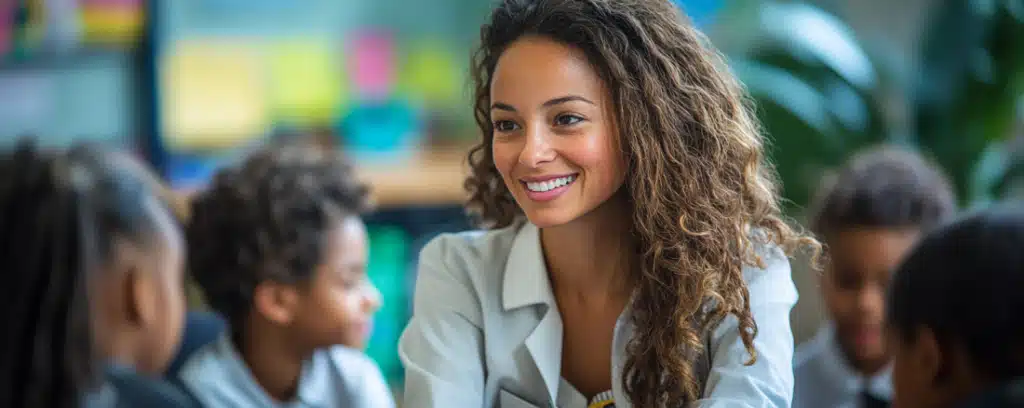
[179,142,393,408]
[398,0,818,407]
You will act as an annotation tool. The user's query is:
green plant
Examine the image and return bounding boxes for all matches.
[726,0,1024,212]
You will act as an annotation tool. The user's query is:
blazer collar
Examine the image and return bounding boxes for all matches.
[502,222,563,405]
[502,222,556,311]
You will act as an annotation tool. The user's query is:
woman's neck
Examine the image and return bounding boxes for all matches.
[236,318,307,402]
[541,193,636,301]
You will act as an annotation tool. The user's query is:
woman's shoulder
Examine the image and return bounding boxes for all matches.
[411,221,532,323]
[741,232,798,306]
[418,221,527,279]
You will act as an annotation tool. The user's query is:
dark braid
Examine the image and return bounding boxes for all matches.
[0,140,171,408]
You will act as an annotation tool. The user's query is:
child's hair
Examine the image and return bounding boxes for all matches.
[466,0,818,404]
[0,140,180,408]
[887,205,1024,379]
[808,145,957,237]
[187,141,370,332]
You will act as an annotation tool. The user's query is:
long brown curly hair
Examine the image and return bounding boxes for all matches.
[465,0,819,406]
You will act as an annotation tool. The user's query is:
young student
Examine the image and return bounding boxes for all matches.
[0,141,193,408]
[399,0,820,407]
[887,205,1024,408]
[180,142,393,408]
[793,146,957,408]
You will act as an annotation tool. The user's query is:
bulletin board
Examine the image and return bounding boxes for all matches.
[0,0,147,151]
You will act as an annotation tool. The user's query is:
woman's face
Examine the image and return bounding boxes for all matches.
[489,36,626,228]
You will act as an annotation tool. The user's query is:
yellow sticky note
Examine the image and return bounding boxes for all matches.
[80,5,144,45]
[268,40,345,126]
[399,41,461,107]
[162,40,269,150]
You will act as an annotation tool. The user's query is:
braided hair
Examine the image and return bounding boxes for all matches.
[0,140,177,408]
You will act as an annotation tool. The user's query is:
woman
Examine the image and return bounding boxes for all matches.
[0,141,192,407]
[399,0,817,407]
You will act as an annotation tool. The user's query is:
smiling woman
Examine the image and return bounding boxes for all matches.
[487,36,624,228]
[398,1,819,407]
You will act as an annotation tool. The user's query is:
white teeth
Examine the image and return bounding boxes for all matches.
[525,175,576,192]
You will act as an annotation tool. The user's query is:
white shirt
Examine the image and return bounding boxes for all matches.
[179,334,395,408]
[793,325,892,408]
[399,221,799,408]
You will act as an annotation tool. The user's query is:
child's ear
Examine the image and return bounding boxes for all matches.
[914,326,947,385]
[253,281,300,325]
[114,239,158,329]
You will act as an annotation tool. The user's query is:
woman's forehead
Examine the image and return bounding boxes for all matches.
[491,37,606,101]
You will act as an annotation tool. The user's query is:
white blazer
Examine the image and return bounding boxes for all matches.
[399,221,798,408]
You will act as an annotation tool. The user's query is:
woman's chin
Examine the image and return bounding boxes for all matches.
[521,206,581,229]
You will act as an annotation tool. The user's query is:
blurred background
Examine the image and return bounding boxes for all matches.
[0,0,1020,397]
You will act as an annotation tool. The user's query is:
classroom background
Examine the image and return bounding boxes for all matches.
[1,0,1020,400]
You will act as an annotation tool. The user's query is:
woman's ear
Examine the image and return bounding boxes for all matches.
[252,281,300,325]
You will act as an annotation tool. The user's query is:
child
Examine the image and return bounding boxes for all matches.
[181,142,394,408]
[0,141,193,407]
[887,206,1024,408]
[794,146,957,408]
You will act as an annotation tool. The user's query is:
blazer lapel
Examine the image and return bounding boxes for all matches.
[503,222,563,406]
[524,303,562,406]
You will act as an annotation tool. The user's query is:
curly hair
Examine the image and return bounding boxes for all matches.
[187,141,370,331]
[465,0,818,405]
[808,145,957,238]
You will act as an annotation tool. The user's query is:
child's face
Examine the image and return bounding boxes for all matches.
[889,328,956,408]
[138,202,188,373]
[291,216,381,350]
[823,227,919,372]
[93,198,187,374]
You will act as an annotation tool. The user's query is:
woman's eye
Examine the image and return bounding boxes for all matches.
[493,120,519,132]
[554,114,583,126]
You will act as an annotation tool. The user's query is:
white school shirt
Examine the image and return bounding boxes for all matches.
[399,221,799,408]
[178,334,395,408]
[792,324,892,408]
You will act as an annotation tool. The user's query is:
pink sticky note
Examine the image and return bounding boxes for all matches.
[350,31,395,99]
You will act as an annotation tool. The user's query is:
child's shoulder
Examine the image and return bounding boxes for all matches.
[318,346,395,408]
[320,345,383,375]
[793,325,833,374]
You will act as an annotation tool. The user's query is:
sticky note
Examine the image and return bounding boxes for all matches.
[267,40,345,126]
[162,40,269,150]
[349,32,395,99]
[399,40,461,107]
[80,0,144,45]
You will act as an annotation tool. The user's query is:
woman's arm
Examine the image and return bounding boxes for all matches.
[694,248,798,408]
[398,237,487,408]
